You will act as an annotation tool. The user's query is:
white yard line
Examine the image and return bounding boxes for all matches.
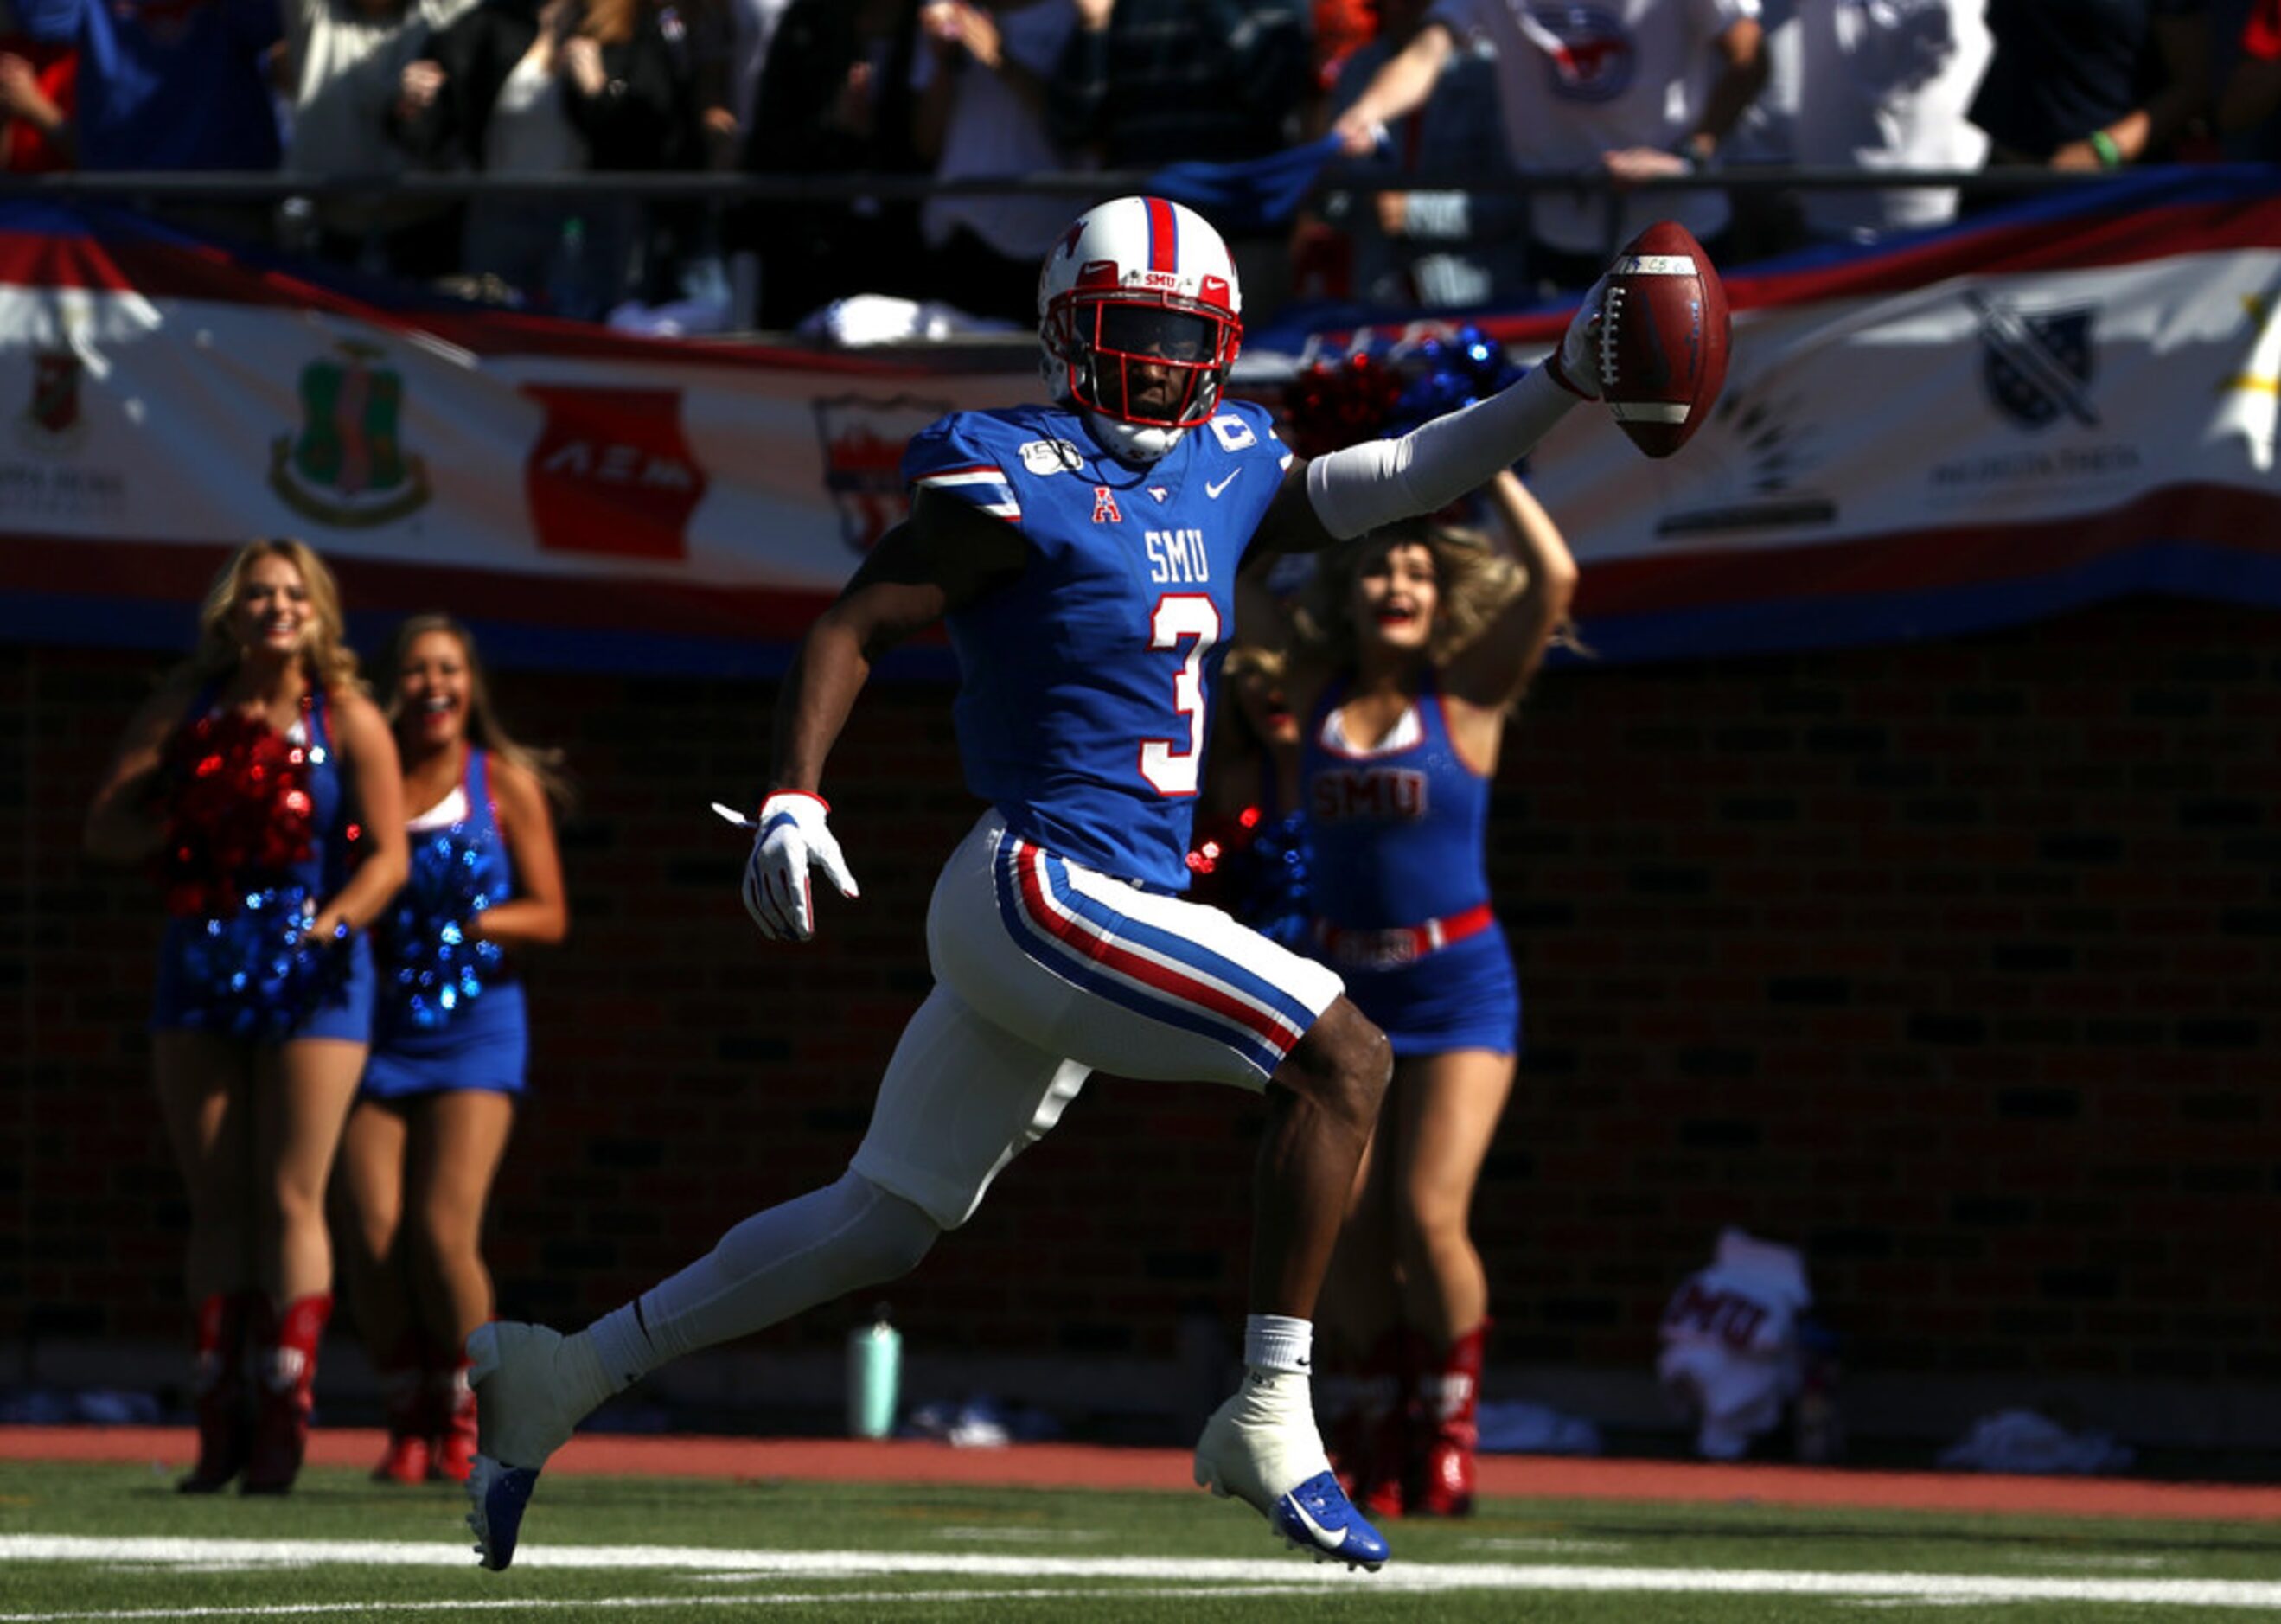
[0,1535,2279,1611]
[0,1587,1303,1622]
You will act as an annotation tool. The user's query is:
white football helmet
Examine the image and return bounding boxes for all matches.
[1038,195,1243,462]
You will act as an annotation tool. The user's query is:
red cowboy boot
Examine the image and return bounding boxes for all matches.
[242,1294,331,1494]
[426,1346,478,1483]
[1319,1361,1370,1497]
[1411,1320,1489,1517]
[1350,1327,1416,1521]
[372,1337,430,1486]
[178,1291,258,1494]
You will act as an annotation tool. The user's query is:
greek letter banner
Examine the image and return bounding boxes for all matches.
[1,171,2276,674]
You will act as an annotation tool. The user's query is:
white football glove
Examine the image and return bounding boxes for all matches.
[1545,270,1612,402]
[736,791,859,942]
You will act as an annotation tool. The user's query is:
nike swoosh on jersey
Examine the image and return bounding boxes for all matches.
[1286,1494,1348,1550]
[1205,470,1241,499]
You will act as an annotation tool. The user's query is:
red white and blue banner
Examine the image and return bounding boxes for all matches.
[0,169,2276,673]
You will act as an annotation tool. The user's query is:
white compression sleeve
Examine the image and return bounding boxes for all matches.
[1303,364,1581,541]
[585,1170,940,1382]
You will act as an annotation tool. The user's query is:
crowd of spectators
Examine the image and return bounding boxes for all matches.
[1,0,2276,329]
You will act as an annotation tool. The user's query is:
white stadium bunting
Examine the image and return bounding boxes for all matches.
[0,170,2275,674]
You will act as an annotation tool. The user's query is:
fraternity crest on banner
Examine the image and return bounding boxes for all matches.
[19,346,85,452]
[269,340,431,527]
[813,394,949,553]
[1969,292,2099,431]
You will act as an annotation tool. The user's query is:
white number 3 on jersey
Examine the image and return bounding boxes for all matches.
[1139,593,1219,796]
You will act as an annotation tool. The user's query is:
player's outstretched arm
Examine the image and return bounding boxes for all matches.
[1252,279,1607,558]
[744,491,1026,942]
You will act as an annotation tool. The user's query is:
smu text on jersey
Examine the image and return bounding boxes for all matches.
[1146,529,1211,584]
[1312,767,1428,822]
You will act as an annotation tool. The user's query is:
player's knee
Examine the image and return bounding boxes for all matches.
[1281,998,1391,1136]
[836,1172,941,1285]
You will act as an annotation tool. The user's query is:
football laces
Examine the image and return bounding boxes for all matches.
[1596,281,1626,393]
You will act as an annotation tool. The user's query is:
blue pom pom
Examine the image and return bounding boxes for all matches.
[382,823,507,1030]
[1382,327,1524,440]
[176,884,356,1040]
[1234,809,1313,953]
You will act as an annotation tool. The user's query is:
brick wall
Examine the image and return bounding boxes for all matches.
[4,596,2276,1403]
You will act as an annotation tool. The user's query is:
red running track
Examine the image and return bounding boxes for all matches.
[5,1426,2280,1522]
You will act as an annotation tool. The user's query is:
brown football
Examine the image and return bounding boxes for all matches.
[1596,220,1730,459]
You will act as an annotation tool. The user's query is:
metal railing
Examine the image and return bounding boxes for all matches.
[0,163,2141,203]
[0,162,2202,320]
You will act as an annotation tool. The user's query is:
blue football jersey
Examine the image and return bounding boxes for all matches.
[903,400,1291,891]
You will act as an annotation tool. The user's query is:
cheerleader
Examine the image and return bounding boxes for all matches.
[1290,471,1575,1518]
[339,614,568,1485]
[85,539,409,1494]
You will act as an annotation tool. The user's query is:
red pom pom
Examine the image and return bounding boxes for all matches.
[150,709,317,917]
[1282,352,1405,460]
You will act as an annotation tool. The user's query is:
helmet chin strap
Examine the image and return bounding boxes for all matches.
[1087,412,1185,464]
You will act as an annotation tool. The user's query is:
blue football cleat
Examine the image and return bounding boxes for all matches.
[1268,1470,1390,1571]
[463,1321,594,1571]
[1194,1375,1390,1573]
[467,1455,540,1572]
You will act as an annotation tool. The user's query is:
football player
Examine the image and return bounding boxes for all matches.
[463,195,1621,1574]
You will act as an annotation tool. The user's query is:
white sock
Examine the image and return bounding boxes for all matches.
[1245,1314,1314,1378]
[1204,1320,1332,1505]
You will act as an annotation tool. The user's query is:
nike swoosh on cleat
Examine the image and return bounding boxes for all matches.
[1205,470,1240,498]
[1284,1495,1348,1550]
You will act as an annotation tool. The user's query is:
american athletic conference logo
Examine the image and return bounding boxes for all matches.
[1968,291,2100,431]
[1526,4,1637,104]
[269,340,432,527]
[813,393,951,553]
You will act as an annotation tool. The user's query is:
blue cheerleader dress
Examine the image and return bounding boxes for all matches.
[1300,671,1521,1058]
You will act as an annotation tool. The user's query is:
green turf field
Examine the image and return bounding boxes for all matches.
[3,1460,2281,1621]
